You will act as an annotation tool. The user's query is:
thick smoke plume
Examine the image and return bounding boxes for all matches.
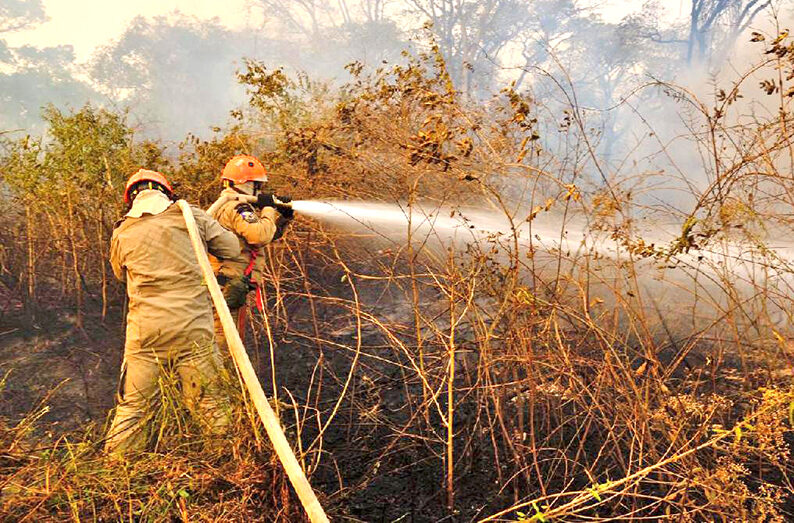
[0,0,785,145]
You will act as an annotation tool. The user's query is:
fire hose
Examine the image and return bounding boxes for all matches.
[177,200,329,523]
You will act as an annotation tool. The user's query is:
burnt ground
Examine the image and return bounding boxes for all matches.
[0,308,123,436]
[0,285,508,523]
[3,279,792,521]
[242,283,507,522]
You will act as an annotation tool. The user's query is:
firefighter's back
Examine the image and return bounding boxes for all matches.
[112,204,214,351]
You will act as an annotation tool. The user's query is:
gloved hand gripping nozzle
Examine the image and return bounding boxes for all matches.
[255,193,294,220]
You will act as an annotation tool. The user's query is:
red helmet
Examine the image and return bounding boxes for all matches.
[221,155,268,185]
[124,169,173,204]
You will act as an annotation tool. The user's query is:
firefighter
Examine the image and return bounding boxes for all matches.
[207,155,293,353]
[105,169,241,454]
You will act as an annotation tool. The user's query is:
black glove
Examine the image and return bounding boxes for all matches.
[255,193,293,210]
[255,193,276,209]
[275,203,294,220]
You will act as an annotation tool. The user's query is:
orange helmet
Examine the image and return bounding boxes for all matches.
[124,169,173,204]
[221,155,268,185]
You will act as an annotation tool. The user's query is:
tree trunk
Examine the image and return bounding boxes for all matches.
[67,192,83,329]
[25,204,36,319]
[98,211,108,321]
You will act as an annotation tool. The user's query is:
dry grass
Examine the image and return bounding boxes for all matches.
[3,30,794,521]
[0,368,310,522]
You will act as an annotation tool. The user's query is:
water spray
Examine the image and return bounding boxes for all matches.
[291,199,598,256]
[291,199,794,269]
[288,198,794,332]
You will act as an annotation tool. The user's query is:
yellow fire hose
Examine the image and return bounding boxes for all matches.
[177,200,329,523]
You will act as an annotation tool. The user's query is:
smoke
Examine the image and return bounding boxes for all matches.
[549,3,794,217]
[87,14,252,141]
[1,0,789,187]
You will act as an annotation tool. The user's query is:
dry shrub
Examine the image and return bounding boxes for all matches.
[239,32,794,520]
[0,367,308,522]
[3,30,794,522]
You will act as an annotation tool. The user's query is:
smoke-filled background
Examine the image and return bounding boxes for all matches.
[6,1,794,521]
[1,1,785,139]
[3,0,792,220]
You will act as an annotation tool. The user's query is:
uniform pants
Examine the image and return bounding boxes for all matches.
[214,305,249,356]
[105,340,229,454]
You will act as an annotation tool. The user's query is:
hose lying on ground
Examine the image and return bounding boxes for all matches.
[177,200,329,523]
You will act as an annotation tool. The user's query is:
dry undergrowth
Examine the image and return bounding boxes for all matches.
[3,29,794,521]
[0,370,308,522]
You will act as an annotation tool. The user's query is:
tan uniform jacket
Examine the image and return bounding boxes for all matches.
[110,203,240,351]
[208,188,279,283]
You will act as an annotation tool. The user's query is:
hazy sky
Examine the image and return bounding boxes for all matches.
[5,0,687,62]
[0,0,697,140]
[4,0,259,60]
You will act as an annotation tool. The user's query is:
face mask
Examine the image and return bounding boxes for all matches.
[234,182,255,196]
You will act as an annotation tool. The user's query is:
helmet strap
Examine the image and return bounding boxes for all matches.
[129,181,172,204]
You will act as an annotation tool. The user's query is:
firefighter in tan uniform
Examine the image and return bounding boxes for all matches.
[207,155,293,353]
[105,169,241,454]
